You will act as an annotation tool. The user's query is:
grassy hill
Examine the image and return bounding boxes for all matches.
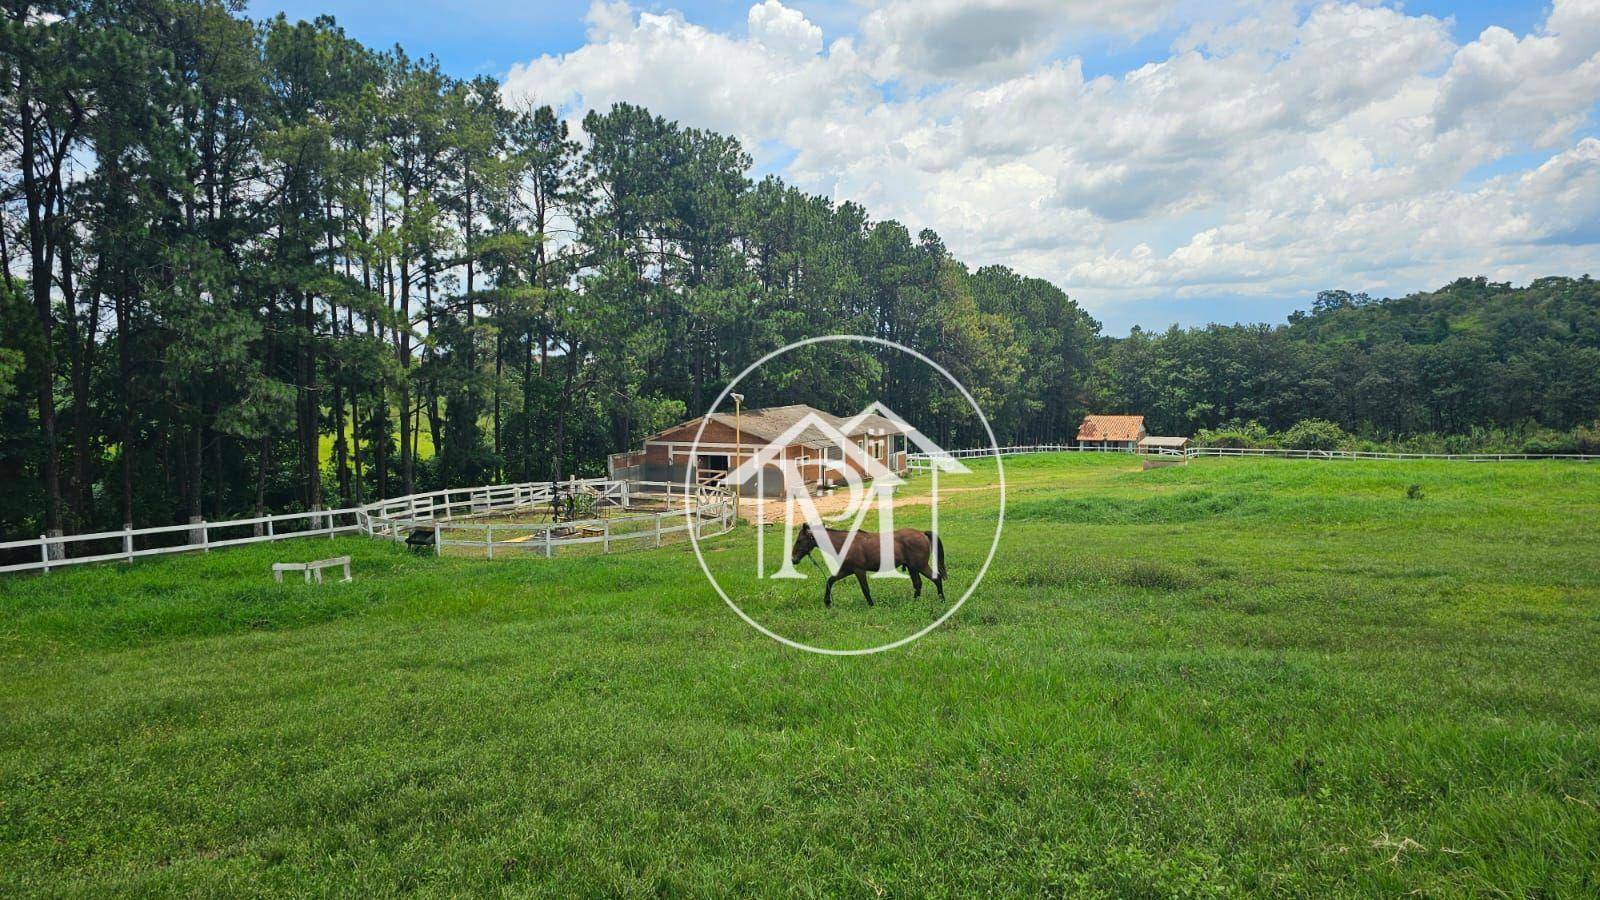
[2,454,1597,894]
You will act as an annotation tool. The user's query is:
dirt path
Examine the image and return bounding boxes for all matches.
[740,484,997,525]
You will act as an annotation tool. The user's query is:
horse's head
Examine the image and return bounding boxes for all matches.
[790,523,818,565]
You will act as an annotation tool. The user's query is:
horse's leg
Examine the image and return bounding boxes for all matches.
[909,567,922,598]
[920,565,946,600]
[855,571,873,606]
[823,572,844,607]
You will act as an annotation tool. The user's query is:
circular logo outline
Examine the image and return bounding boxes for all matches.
[685,334,1007,655]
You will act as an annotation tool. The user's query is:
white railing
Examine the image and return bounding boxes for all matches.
[0,507,360,575]
[1182,446,1600,462]
[1,478,735,576]
[907,444,1600,468]
[362,479,734,559]
[905,444,1073,471]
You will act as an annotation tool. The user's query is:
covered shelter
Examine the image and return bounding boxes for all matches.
[1138,435,1190,468]
[1137,436,1189,454]
[611,404,914,491]
[1076,414,1147,451]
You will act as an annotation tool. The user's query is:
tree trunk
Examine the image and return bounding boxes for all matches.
[398,252,414,495]
[117,280,134,527]
[254,432,271,536]
[304,292,322,512]
[550,346,577,481]
[521,327,534,481]
[211,425,226,518]
[374,385,389,499]
[18,84,63,539]
[188,419,204,542]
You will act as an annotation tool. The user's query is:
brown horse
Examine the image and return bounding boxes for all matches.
[789,523,947,607]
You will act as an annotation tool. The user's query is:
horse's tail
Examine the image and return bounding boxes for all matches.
[924,531,946,576]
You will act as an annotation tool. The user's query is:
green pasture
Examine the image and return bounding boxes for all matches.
[2,454,1597,895]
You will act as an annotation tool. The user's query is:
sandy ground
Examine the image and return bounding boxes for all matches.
[739,485,993,525]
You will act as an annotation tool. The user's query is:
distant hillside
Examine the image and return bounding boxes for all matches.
[1094,276,1600,438]
[1286,276,1600,349]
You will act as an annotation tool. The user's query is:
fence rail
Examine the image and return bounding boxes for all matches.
[362,480,734,560]
[905,445,1073,471]
[1,478,734,576]
[1181,446,1600,461]
[908,444,1600,467]
[0,508,359,575]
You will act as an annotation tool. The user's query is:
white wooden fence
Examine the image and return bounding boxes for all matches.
[362,480,734,559]
[908,444,1600,469]
[0,507,359,575]
[1,478,734,576]
[1179,446,1600,462]
[904,444,1073,471]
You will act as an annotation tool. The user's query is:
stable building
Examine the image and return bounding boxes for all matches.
[1137,435,1190,468]
[1076,414,1147,451]
[608,403,914,491]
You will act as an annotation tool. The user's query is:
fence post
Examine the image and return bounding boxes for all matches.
[267,518,275,540]
[603,520,610,553]
[434,523,442,556]
[544,525,553,558]
[123,524,133,562]
[655,513,663,547]
[40,534,50,573]
[486,526,493,560]
[201,520,209,553]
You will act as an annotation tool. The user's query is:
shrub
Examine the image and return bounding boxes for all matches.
[1576,422,1600,455]
[1279,419,1348,451]
[1194,421,1273,449]
[1521,430,1577,455]
[1406,483,1423,501]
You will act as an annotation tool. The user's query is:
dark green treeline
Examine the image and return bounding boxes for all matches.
[3,2,1597,537]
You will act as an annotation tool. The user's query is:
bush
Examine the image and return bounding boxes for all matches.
[1194,421,1274,449]
[1576,422,1600,455]
[1279,419,1349,451]
[1521,430,1577,455]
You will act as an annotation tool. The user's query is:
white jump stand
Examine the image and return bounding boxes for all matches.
[272,556,353,584]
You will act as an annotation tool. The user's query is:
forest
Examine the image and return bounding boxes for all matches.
[4,1,1598,540]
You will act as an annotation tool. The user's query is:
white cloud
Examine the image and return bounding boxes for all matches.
[858,0,1180,82]
[503,0,1600,324]
[1433,0,1600,149]
[748,0,823,58]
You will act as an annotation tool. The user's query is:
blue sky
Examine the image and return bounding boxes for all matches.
[246,1,1600,334]
[244,1,1555,81]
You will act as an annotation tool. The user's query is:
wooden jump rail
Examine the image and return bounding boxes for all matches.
[272,556,352,584]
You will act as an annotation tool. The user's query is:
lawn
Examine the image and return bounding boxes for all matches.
[2,454,1597,895]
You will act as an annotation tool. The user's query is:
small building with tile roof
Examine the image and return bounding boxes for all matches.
[610,403,914,490]
[1076,414,1147,451]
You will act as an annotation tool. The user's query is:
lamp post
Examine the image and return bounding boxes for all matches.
[730,393,745,518]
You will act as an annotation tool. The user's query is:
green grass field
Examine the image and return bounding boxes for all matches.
[3,454,1598,895]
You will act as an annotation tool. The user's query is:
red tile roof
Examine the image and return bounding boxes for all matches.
[1077,415,1146,442]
